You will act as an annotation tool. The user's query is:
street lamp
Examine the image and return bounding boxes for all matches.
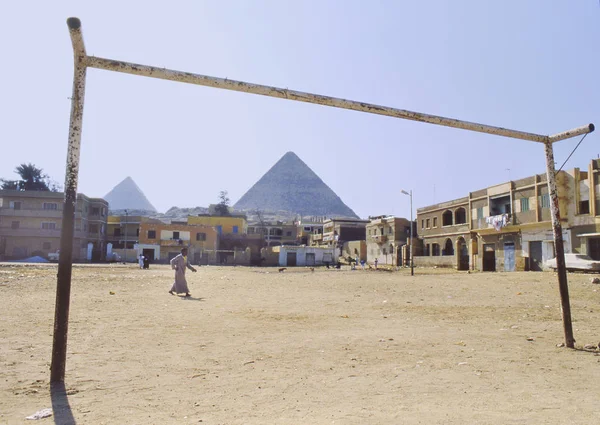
[124,209,128,264]
[401,190,414,276]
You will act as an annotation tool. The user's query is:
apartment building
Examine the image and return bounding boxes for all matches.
[138,222,218,264]
[366,215,413,266]
[416,158,600,271]
[0,190,108,261]
[247,221,298,247]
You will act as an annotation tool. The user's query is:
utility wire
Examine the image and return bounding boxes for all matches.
[556,133,588,173]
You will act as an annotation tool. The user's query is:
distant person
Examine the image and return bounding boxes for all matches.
[138,254,144,269]
[374,258,378,269]
[169,248,197,297]
[143,256,150,269]
[360,259,366,270]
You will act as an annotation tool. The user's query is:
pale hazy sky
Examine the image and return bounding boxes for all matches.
[1,1,599,219]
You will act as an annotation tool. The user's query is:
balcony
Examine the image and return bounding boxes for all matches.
[0,207,63,218]
[473,213,512,230]
[371,234,388,243]
[311,234,323,241]
[160,239,188,247]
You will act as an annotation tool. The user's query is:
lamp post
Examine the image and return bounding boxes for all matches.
[124,209,128,263]
[401,190,414,276]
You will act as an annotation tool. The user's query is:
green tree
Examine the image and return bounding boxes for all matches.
[214,190,231,216]
[1,163,59,191]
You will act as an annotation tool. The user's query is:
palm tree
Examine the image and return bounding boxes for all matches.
[1,163,57,191]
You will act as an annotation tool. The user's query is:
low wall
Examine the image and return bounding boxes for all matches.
[413,255,455,268]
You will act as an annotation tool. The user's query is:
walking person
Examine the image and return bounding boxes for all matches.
[169,248,197,297]
[138,253,144,269]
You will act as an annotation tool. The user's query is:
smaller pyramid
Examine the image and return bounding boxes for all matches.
[104,177,157,213]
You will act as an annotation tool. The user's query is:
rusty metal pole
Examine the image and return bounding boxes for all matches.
[51,17,87,383]
[544,140,575,348]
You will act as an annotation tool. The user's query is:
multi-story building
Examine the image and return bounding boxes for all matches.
[320,218,368,246]
[138,222,218,264]
[188,214,247,236]
[296,216,326,245]
[416,158,600,272]
[247,221,298,247]
[366,215,413,266]
[0,190,108,261]
[106,214,164,262]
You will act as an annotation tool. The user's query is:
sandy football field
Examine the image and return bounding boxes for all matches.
[1,263,599,424]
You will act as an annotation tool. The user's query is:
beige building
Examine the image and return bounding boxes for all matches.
[416,158,600,271]
[366,215,413,266]
[0,190,108,261]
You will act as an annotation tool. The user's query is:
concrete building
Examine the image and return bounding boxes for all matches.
[296,216,326,245]
[247,221,298,247]
[188,214,247,236]
[106,214,164,262]
[0,190,108,261]
[415,158,600,271]
[366,215,413,266]
[138,222,218,264]
[272,245,336,267]
[317,218,369,247]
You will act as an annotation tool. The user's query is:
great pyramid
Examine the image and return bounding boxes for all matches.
[234,152,358,218]
[104,176,157,213]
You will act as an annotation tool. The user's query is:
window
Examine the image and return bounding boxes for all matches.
[388,227,393,235]
[580,200,590,215]
[42,222,57,230]
[196,232,206,241]
[421,220,424,229]
[541,194,550,209]
[433,217,438,227]
[148,230,156,239]
[442,210,453,226]
[455,208,466,224]
[92,207,100,216]
[11,221,19,229]
[114,228,121,236]
[10,201,21,210]
[43,242,51,250]
[286,231,292,236]
[233,226,239,234]
[43,202,58,210]
[89,224,99,234]
[173,231,180,240]
[432,243,440,256]
[304,226,311,232]
[426,219,430,228]
[520,197,530,212]
[477,207,484,219]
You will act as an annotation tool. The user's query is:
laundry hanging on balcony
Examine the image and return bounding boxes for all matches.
[486,213,510,231]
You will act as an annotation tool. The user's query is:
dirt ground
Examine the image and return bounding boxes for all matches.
[1,263,599,425]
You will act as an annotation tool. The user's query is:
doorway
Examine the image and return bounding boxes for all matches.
[457,237,469,271]
[483,243,496,272]
[529,241,543,271]
[504,242,515,272]
[588,238,600,261]
[286,252,297,267]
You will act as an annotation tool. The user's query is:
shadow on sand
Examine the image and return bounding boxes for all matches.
[50,382,76,425]
[180,296,205,301]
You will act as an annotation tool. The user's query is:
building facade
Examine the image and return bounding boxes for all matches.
[0,190,108,261]
[366,215,413,266]
[415,159,600,271]
[138,222,219,264]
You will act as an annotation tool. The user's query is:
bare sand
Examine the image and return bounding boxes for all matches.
[1,264,599,424]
